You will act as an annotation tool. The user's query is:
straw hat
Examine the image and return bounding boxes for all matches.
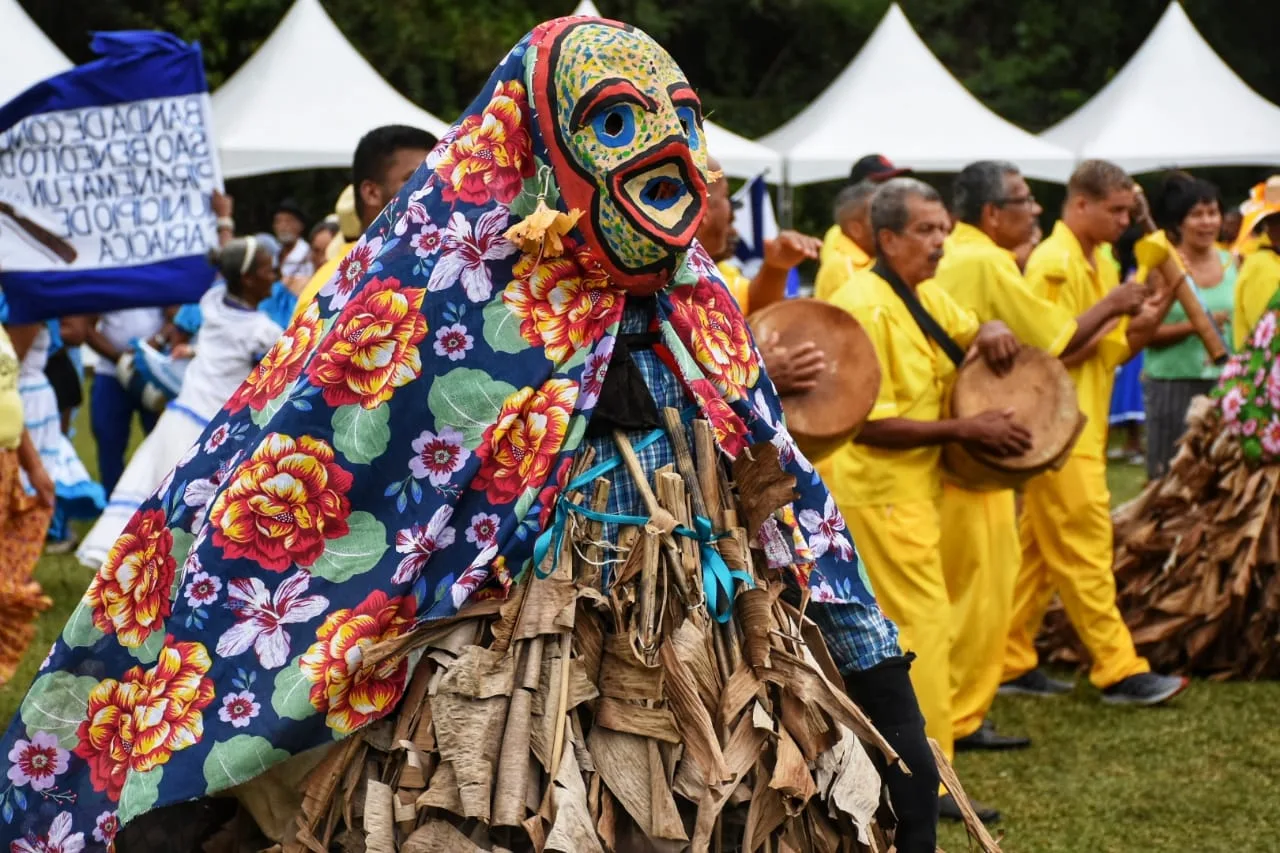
[1234,176,1280,253]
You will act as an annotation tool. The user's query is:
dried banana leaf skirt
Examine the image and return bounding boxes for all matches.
[270,419,998,853]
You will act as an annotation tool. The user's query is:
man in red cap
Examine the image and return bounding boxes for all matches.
[816,154,912,301]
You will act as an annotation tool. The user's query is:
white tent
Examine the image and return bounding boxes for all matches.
[571,0,781,179]
[213,0,449,179]
[0,0,72,105]
[758,4,1075,184]
[1041,3,1280,172]
[703,122,782,180]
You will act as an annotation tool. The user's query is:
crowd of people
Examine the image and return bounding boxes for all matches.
[819,156,1280,823]
[694,151,1280,823]
[1,99,1279,845]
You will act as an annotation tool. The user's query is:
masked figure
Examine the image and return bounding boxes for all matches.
[0,18,953,853]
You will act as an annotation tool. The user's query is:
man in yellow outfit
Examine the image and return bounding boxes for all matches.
[933,161,1148,751]
[294,125,437,318]
[1001,160,1189,706]
[815,154,909,302]
[828,176,1030,823]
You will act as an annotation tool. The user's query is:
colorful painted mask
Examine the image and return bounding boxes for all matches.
[531,18,709,292]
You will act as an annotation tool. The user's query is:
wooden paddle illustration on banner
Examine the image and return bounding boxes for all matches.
[0,200,78,265]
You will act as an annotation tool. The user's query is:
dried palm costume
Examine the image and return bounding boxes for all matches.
[0,18,978,853]
[1041,290,1280,678]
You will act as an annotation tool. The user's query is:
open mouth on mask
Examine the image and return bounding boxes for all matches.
[609,141,704,250]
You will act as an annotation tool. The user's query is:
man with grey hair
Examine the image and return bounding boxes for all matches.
[814,180,878,301]
[934,161,1147,755]
[824,175,1030,824]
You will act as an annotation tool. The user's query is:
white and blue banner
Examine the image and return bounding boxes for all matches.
[731,173,800,298]
[0,32,220,323]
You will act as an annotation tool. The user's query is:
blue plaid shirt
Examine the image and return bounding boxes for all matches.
[584,302,899,673]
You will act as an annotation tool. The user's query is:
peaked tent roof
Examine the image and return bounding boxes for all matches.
[0,0,72,105]
[703,122,782,180]
[1041,2,1280,172]
[758,3,1074,184]
[571,0,780,178]
[213,0,449,179]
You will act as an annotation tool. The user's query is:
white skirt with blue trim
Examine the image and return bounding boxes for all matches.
[77,403,205,569]
[19,377,105,527]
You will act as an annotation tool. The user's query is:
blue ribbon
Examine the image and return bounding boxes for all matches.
[680,516,754,624]
[529,407,754,621]
[532,425,667,578]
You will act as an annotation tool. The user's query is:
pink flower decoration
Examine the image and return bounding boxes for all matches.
[217,572,329,669]
[218,691,261,729]
[393,506,457,584]
[433,324,474,362]
[184,570,222,608]
[408,427,469,486]
[6,731,68,791]
[466,512,501,546]
[426,209,518,301]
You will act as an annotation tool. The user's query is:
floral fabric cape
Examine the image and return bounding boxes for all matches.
[0,18,879,852]
[1214,288,1280,464]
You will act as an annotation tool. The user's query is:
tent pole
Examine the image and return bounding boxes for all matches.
[778,161,793,229]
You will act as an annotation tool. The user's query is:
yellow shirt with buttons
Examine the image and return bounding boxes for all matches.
[934,222,1077,356]
[1023,221,1128,460]
[826,267,980,507]
[815,225,872,303]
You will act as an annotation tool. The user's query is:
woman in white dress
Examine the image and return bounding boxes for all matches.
[78,237,283,568]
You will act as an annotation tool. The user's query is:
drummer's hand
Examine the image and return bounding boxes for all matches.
[763,231,821,271]
[963,408,1033,458]
[760,333,825,394]
[171,343,195,360]
[1103,280,1146,317]
[974,320,1019,376]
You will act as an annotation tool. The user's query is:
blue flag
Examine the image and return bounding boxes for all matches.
[0,31,220,323]
[731,173,800,298]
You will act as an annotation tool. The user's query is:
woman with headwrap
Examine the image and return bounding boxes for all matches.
[0,18,950,853]
[76,238,283,569]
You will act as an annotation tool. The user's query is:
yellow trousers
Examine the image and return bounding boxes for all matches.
[843,500,954,760]
[1003,455,1150,688]
[939,483,1018,740]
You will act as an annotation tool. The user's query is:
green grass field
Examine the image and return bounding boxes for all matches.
[3,414,1276,851]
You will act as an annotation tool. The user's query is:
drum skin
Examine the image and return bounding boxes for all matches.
[748,298,881,463]
[943,347,1085,490]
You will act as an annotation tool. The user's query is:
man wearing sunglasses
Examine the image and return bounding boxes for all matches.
[931,161,1149,761]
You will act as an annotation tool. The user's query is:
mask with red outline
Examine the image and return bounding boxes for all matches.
[530,17,710,294]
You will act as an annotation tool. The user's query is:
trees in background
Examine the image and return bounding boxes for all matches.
[20,0,1277,235]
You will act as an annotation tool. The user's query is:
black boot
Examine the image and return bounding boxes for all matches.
[843,655,940,853]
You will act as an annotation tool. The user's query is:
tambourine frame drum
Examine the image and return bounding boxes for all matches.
[747,298,881,463]
[943,348,1086,491]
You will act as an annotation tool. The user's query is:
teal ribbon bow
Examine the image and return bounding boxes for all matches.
[529,407,753,622]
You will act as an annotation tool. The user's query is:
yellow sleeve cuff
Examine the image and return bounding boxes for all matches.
[1045,319,1077,358]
